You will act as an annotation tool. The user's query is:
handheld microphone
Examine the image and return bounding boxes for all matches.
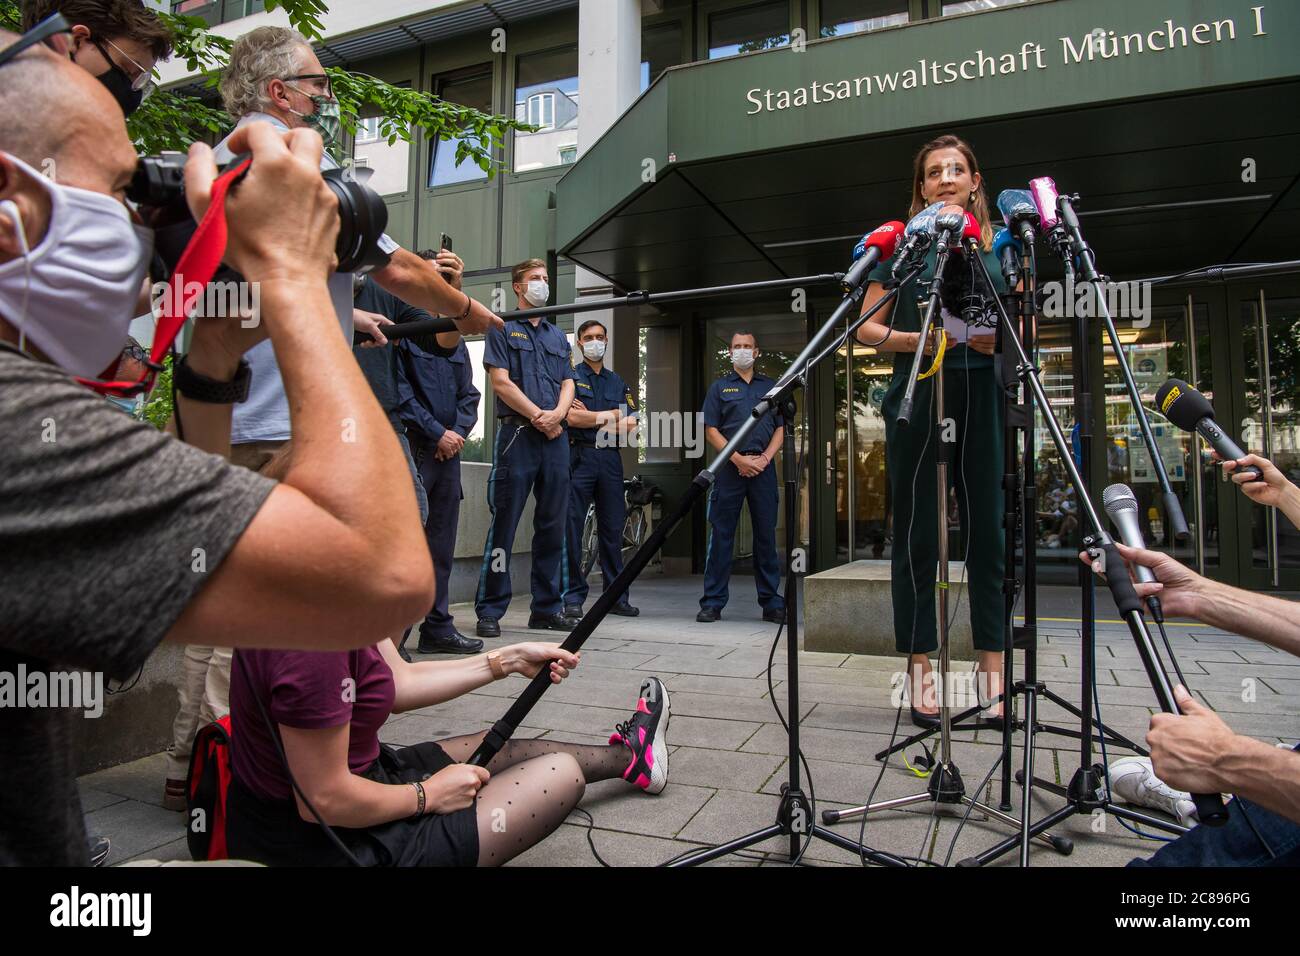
[1154,379,1263,479]
[961,211,981,245]
[891,201,943,280]
[933,207,966,249]
[996,188,1039,244]
[1028,177,1060,230]
[843,220,905,291]
[1103,483,1165,620]
[992,228,1021,287]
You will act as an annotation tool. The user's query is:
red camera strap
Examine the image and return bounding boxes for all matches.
[78,156,254,397]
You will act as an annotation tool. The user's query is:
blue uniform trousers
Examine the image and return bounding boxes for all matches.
[475,423,569,619]
[564,444,628,607]
[415,449,462,637]
[701,461,784,613]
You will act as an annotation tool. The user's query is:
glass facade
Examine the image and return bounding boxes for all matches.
[708,1,791,59]
[428,66,494,189]
[820,0,910,37]
[514,47,581,173]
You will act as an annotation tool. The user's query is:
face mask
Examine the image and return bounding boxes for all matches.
[107,395,139,415]
[97,62,144,118]
[582,340,606,361]
[732,348,755,370]
[524,280,549,307]
[0,153,153,378]
[289,91,341,146]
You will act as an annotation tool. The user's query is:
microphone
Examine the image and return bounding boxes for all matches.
[1028,176,1060,230]
[961,211,981,245]
[934,206,966,249]
[1103,483,1165,621]
[993,227,1021,286]
[891,201,943,280]
[1154,379,1263,479]
[997,188,1039,244]
[843,220,904,291]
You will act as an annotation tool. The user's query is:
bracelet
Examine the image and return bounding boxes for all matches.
[487,650,506,680]
[410,780,426,818]
[458,292,473,321]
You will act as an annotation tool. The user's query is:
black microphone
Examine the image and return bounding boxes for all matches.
[1103,483,1164,622]
[1155,379,1263,479]
[996,188,1038,245]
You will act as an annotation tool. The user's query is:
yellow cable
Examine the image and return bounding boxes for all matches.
[917,330,947,380]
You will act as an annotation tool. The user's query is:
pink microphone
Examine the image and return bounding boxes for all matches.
[1029,176,1060,229]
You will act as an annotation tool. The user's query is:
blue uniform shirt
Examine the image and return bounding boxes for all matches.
[397,339,480,444]
[482,318,576,417]
[570,361,636,444]
[702,370,783,453]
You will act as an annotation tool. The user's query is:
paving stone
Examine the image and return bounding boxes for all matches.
[668,747,785,792]
[84,799,186,865]
[79,753,172,808]
[79,786,127,814]
[577,779,715,839]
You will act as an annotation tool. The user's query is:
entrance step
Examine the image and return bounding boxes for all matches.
[804,559,975,661]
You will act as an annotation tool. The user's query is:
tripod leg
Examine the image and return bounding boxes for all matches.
[963,798,1071,854]
[1019,685,1039,865]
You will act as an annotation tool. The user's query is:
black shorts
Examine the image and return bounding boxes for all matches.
[227,741,480,867]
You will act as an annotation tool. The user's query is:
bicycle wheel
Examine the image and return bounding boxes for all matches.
[622,507,645,561]
[579,506,598,579]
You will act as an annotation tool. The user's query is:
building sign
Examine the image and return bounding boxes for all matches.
[745,6,1270,114]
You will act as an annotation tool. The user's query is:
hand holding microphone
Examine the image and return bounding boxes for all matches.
[1154,379,1263,479]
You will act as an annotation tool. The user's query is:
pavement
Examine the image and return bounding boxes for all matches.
[80,575,1300,867]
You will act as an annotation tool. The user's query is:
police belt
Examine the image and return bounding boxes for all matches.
[500,414,569,432]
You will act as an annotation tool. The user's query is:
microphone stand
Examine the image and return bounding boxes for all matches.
[1056,195,1190,542]
[465,250,929,866]
[956,238,1228,866]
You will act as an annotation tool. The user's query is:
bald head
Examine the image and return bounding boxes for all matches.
[0,28,137,196]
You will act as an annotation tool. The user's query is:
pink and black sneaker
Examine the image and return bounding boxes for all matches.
[610,677,670,794]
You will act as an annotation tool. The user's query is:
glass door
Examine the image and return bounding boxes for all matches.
[834,322,893,563]
[1230,284,1300,589]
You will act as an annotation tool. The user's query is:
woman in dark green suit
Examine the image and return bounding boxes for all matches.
[855,134,1008,728]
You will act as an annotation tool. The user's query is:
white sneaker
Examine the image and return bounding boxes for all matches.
[1106,756,1199,827]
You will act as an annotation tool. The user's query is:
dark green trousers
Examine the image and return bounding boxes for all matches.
[883,359,1006,654]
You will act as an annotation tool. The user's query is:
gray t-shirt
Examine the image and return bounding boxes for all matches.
[0,342,276,865]
[214,112,398,444]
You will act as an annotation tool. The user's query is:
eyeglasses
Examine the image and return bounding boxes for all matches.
[0,12,74,70]
[96,36,156,97]
[284,72,334,99]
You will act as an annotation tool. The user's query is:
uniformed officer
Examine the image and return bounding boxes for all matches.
[854,134,1008,728]
[397,259,482,654]
[563,319,641,619]
[698,331,786,623]
[475,258,577,637]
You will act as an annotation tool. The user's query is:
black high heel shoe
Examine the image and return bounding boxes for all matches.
[907,658,940,729]
[910,707,941,730]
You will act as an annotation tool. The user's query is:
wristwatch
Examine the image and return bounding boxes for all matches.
[175,354,252,404]
[487,650,507,680]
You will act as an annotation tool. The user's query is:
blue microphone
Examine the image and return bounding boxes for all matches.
[996,188,1038,244]
[992,227,1022,286]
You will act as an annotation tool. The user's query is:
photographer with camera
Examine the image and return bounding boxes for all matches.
[1083,451,1300,865]
[0,33,433,865]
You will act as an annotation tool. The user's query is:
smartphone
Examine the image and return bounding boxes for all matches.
[439,233,453,253]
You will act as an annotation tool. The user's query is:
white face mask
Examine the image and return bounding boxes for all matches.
[582,340,606,361]
[0,153,153,378]
[732,347,755,370]
[523,279,549,307]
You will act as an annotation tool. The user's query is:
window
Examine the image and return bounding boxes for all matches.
[526,92,555,130]
[514,46,580,173]
[942,0,1026,15]
[354,116,383,145]
[640,21,684,91]
[708,1,790,60]
[819,0,909,37]
[461,339,489,463]
[558,146,578,165]
[348,110,409,197]
[428,65,493,189]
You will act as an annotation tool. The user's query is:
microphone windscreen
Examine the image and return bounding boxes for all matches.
[1102,483,1139,514]
[1155,378,1215,432]
[996,189,1037,227]
[1029,176,1060,228]
[905,201,944,236]
[992,227,1021,258]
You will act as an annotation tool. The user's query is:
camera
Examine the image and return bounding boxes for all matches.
[129,151,391,278]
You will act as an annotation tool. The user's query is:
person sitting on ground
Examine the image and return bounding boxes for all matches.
[1083,451,1300,866]
[226,639,671,866]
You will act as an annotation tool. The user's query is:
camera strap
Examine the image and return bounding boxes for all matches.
[77,156,254,398]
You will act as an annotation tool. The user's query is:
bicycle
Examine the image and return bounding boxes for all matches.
[578,475,662,580]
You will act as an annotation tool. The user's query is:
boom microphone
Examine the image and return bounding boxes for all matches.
[891,201,943,280]
[1154,379,1263,479]
[993,227,1021,286]
[996,188,1039,244]
[843,220,905,291]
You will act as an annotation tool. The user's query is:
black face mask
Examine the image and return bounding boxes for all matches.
[96,59,144,117]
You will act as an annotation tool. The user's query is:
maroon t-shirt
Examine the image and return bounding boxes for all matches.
[230,644,396,802]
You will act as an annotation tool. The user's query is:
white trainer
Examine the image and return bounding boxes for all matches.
[1107,756,1199,827]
